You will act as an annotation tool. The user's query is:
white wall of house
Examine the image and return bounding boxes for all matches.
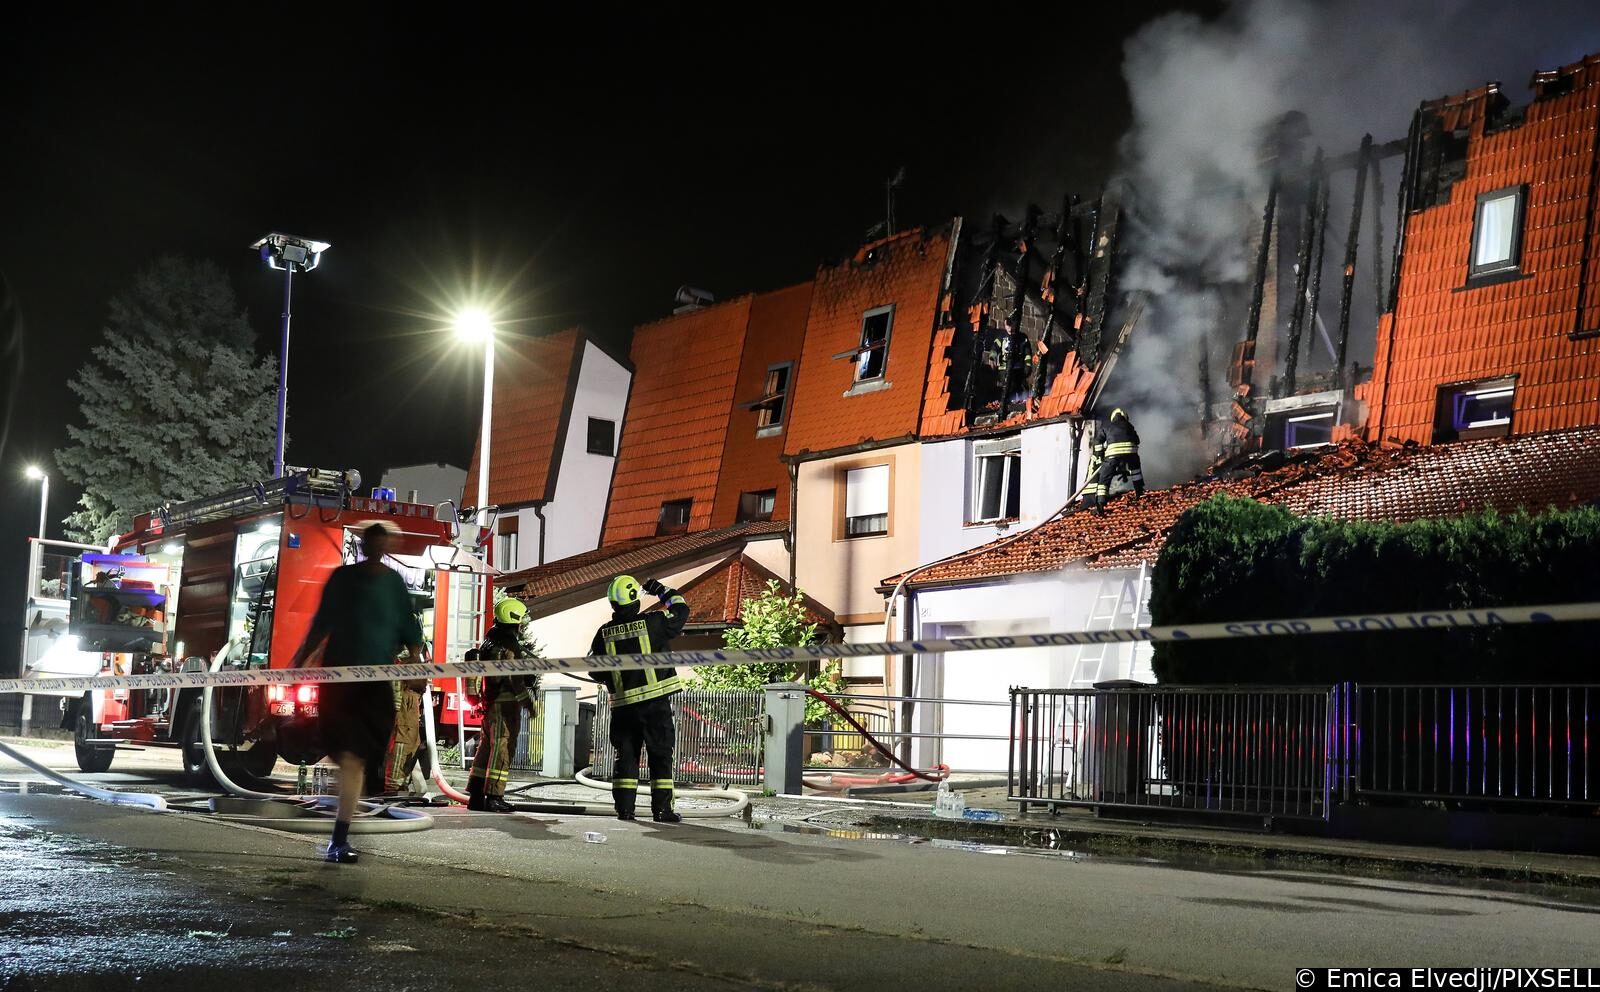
[494,340,632,572]
[904,562,1154,771]
[379,463,467,508]
[916,421,1089,566]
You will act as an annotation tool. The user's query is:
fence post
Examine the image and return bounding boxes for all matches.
[541,684,578,778]
[762,682,808,796]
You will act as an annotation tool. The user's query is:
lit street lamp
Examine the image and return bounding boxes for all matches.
[251,233,331,479]
[455,309,496,518]
[23,465,47,539]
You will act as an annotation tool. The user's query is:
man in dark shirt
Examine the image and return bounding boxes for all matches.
[291,520,422,864]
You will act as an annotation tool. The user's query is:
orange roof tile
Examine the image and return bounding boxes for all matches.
[783,225,955,458]
[602,297,753,544]
[645,552,840,632]
[464,327,583,507]
[710,282,813,527]
[889,426,1600,587]
[1365,52,1600,446]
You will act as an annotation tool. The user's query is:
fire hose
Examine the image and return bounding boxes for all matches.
[0,738,167,810]
[572,765,750,818]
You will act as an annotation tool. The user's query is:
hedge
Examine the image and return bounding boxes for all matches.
[1149,496,1600,685]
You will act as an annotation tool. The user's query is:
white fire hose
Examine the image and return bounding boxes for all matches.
[574,766,750,818]
[420,679,470,804]
[0,738,167,811]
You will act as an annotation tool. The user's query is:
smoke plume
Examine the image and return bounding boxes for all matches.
[1109,0,1600,485]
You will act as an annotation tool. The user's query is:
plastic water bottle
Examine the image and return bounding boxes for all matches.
[933,781,966,819]
[296,764,308,794]
[961,808,1004,822]
[582,831,607,844]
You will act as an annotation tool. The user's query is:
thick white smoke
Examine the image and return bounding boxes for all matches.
[1110,0,1600,485]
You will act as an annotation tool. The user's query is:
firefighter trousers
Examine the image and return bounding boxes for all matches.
[1089,453,1144,508]
[384,684,425,793]
[467,699,522,797]
[609,700,675,817]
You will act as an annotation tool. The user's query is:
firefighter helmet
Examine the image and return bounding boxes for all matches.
[608,574,642,609]
[495,597,528,627]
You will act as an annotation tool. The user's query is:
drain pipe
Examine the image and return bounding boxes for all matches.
[0,739,167,811]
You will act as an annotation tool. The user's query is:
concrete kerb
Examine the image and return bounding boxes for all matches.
[858,809,1600,889]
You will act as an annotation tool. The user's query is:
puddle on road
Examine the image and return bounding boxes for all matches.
[744,817,1123,865]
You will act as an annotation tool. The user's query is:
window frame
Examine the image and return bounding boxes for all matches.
[853,304,895,383]
[968,434,1022,525]
[1433,376,1516,442]
[586,417,616,456]
[755,362,792,434]
[655,498,693,536]
[1466,185,1528,281]
[736,489,778,523]
[835,460,893,541]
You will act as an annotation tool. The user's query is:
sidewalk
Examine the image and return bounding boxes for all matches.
[765,785,1600,889]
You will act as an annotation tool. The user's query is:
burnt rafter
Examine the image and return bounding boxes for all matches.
[1283,148,1325,394]
[995,206,1040,421]
[961,214,1009,422]
[1336,134,1373,386]
[1032,192,1080,408]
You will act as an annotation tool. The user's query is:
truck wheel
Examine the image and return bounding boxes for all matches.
[181,701,216,787]
[231,741,279,782]
[73,703,115,774]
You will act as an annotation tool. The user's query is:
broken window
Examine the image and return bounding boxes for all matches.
[656,499,692,536]
[1468,186,1526,280]
[1433,378,1515,442]
[970,435,1021,524]
[737,489,777,522]
[1268,408,1336,450]
[842,464,889,538]
[587,417,615,456]
[854,305,894,382]
[755,364,792,431]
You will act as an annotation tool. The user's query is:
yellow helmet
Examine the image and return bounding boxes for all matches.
[608,574,641,609]
[495,598,528,626]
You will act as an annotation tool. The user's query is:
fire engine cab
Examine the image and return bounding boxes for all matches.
[48,469,494,781]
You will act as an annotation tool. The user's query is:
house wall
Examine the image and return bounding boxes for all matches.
[539,340,632,566]
[906,563,1153,771]
[1362,57,1600,444]
[377,463,467,508]
[916,421,1087,566]
[793,442,923,680]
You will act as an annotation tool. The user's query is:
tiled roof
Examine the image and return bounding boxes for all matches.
[602,297,754,543]
[1364,52,1600,445]
[500,519,787,607]
[890,426,1600,587]
[463,328,583,507]
[783,226,955,458]
[710,282,813,527]
[646,552,841,632]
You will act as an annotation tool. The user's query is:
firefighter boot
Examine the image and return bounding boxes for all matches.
[614,784,637,821]
[485,794,515,813]
[467,782,487,812]
[651,784,681,824]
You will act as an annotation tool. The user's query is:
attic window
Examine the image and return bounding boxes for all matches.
[753,363,792,433]
[854,305,894,382]
[1268,408,1336,450]
[737,490,777,522]
[1468,186,1526,280]
[970,435,1021,524]
[587,417,616,456]
[656,499,692,536]
[1433,378,1514,442]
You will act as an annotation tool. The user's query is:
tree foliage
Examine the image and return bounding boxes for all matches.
[54,257,278,543]
[696,580,842,724]
[1150,495,1600,684]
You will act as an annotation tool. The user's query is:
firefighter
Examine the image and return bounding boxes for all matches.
[1081,421,1108,515]
[1085,408,1145,514]
[588,575,689,822]
[465,598,540,812]
[382,676,428,794]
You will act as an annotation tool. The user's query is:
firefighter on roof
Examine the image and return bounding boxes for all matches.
[1084,408,1144,515]
[465,597,540,813]
[588,574,689,822]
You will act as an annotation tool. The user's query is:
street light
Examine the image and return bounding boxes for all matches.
[23,465,47,540]
[251,232,331,479]
[454,308,496,518]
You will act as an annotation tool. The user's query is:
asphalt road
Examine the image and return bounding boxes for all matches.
[1,741,1597,991]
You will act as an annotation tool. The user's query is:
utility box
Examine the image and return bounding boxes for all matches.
[762,682,808,796]
[541,685,579,778]
[1092,680,1155,805]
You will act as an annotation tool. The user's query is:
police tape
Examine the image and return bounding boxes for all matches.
[5,601,1599,696]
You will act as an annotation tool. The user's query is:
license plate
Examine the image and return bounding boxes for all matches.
[271,702,294,717]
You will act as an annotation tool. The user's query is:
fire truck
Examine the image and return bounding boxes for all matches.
[28,469,495,781]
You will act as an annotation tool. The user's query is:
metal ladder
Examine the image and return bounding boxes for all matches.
[1068,578,1133,685]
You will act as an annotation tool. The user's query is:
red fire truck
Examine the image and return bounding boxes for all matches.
[55,469,494,781]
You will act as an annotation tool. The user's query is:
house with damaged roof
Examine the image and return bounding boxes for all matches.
[883,50,1600,772]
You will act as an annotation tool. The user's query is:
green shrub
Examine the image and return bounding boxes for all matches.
[1150,496,1600,684]
[696,580,841,725]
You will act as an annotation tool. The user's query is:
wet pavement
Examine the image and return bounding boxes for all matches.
[3,740,1600,990]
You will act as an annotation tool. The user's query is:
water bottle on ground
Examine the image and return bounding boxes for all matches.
[961,808,1004,822]
[582,831,607,844]
[296,764,308,794]
[933,781,966,819]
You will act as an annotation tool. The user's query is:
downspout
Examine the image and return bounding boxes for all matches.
[786,462,799,591]
[531,502,548,566]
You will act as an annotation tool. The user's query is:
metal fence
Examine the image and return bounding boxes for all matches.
[804,693,1013,773]
[1009,685,1339,820]
[589,688,764,786]
[1354,684,1597,809]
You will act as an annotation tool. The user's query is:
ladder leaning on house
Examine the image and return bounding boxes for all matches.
[1067,561,1153,686]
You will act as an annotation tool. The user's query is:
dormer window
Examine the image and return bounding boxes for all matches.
[853,305,894,381]
[1468,186,1527,281]
[1434,377,1515,442]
